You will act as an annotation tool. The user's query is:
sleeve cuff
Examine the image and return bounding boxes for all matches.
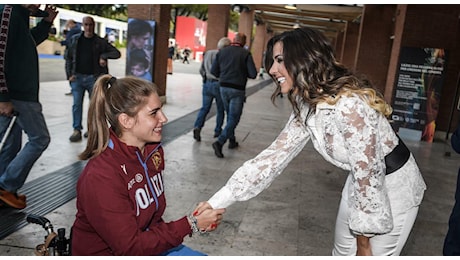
[208,186,236,209]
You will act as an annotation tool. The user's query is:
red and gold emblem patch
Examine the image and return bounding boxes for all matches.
[151,150,162,171]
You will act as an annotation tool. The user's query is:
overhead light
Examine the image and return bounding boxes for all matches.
[284,4,297,10]
[231,4,241,12]
[293,23,300,29]
[231,4,249,13]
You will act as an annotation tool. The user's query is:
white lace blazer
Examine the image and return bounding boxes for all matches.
[208,94,426,236]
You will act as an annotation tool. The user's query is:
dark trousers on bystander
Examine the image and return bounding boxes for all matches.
[443,168,460,255]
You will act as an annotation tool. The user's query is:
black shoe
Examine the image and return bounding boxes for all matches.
[193,128,201,142]
[213,132,220,138]
[84,132,88,138]
[212,141,224,158]
[69,130,82,142]
[228,141,239,149]
[65,91,72,96]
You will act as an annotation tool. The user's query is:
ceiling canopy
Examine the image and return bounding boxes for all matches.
[232,4,363,40]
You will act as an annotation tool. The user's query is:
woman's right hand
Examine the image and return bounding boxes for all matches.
[193,201,213,216]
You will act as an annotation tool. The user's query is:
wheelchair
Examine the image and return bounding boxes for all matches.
[26,214,72,256]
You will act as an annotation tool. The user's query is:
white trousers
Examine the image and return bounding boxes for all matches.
[332,177,419,256]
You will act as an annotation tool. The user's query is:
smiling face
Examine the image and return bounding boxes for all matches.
[269,42,293,94]
[120,93,168,150]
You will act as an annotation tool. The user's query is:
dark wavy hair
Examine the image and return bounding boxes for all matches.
[264,27,391,120]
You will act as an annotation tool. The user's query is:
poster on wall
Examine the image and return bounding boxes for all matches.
[390,47,447,142]
[126,18,155,82]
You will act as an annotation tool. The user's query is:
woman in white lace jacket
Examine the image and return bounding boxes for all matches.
[195,27,426,255]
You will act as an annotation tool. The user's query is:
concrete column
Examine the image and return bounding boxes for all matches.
[53,19,61,38]
[262,29,274,71]
[265,30,274,47]
[128,4,171,102]
[252,23,267,72]
[340,21,360,70]
[355,5,396,95]
[384,5,406,104]
[118,29,124,44]
[329,37,337,54]
[335,30,344,61]
[206,5,230,52]
[99,23,105,37]
[238,10,254,48]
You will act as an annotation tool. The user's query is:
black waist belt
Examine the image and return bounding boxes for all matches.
[384,136,410,175]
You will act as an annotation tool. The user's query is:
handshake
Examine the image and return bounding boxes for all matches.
[187,201,225,235]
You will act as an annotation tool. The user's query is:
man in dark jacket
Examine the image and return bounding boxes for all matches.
[444,123,460,255]
[210,32,257,158]
[60,19,81,95]
[66,16,121,142]
[0,4,58,209]
[192,37,231,142]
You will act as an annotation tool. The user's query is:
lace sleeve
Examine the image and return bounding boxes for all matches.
[335,97,393,236]
[208,112,311,209]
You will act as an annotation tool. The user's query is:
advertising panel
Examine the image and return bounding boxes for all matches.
[391,47,447,142]
[126,18,156,82]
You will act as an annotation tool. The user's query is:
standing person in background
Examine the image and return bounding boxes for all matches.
[167,41,175,75]
[66,16,121,143]
[196,27,426,255]
[443,122,460,256]
[60,19,81,96]
[107,32,116,44]
[182,46,191,64]
[192,37,231,142]
[0,4,58,209]
[71,75,225,255]
[210,32,257,158]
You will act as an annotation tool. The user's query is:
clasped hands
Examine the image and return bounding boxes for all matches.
[190,201,225,233]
